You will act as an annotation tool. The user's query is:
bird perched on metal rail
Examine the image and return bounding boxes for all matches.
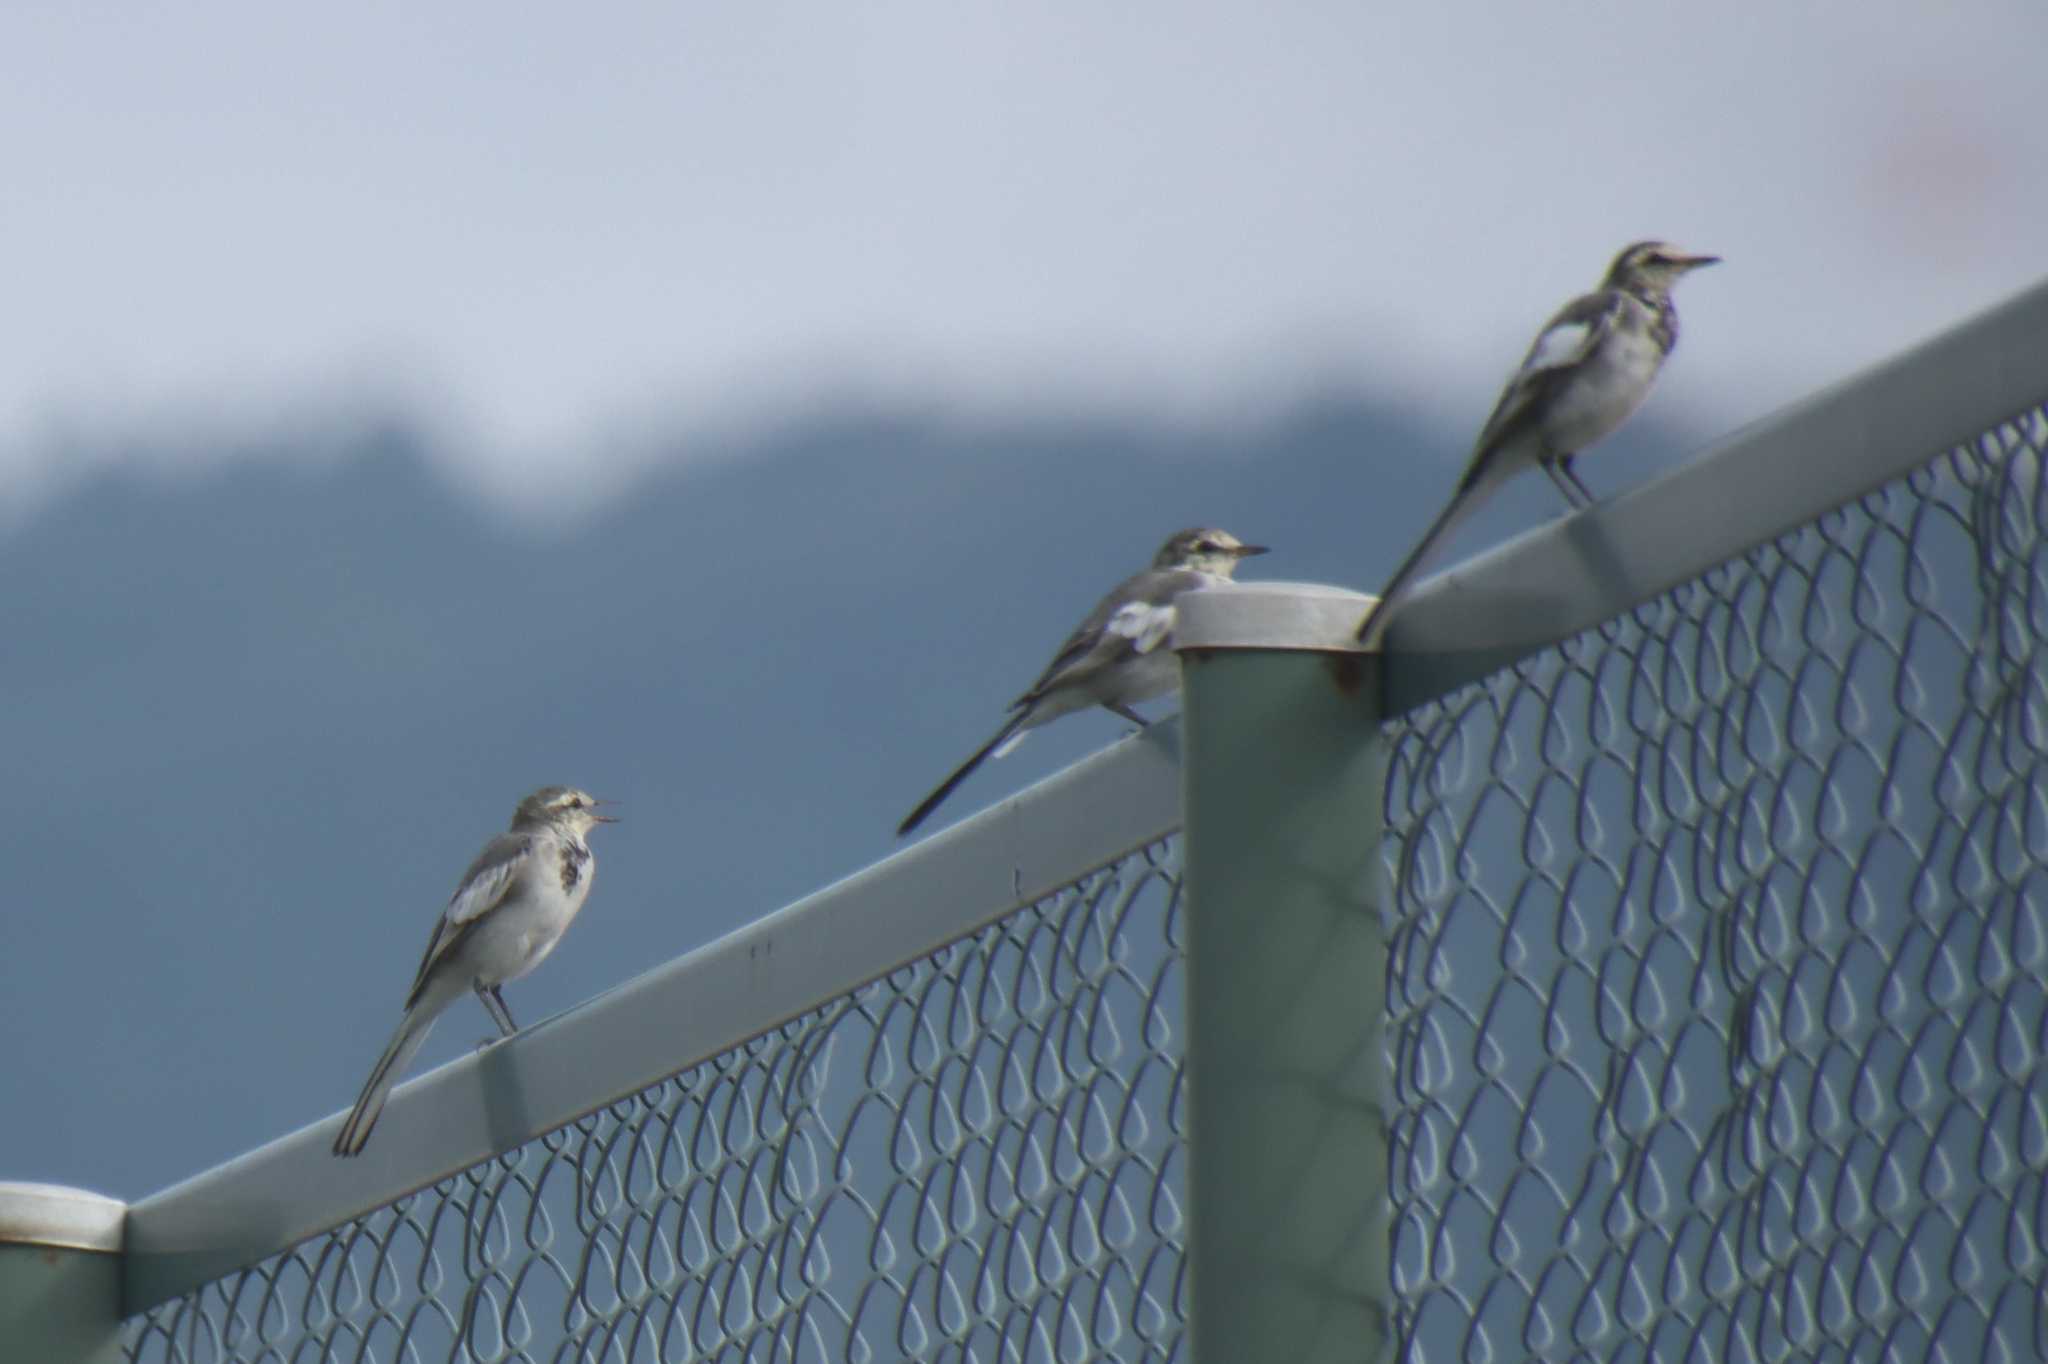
[1355,240,1719,646]
[332,786,617,1156]
[898,527,1267,837]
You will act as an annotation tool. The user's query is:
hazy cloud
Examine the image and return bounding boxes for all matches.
[3,0,2043,509]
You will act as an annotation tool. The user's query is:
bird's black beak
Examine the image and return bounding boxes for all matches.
[1683,254,1721,269]
[592,800,622,824]
[1235,544,1270,557]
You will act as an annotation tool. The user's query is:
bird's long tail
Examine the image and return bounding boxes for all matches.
[1355,472,1500,648]
[897,715,1028,837]
[332,1000,442,1157]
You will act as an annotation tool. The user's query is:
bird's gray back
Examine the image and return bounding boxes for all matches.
[1016,565,1213,704]
[453,832,540,903]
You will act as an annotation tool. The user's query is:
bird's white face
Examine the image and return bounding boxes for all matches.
[1609,241,1719,293]
[517,786,617,835]
[1157,527,1270,577]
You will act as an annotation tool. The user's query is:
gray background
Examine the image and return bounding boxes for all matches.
[2,0,2043,1202]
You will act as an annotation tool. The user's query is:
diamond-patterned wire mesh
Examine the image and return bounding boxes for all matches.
[119,401,2048,1364]
[123,839,1189,1364]
[1384,408,2048,1362]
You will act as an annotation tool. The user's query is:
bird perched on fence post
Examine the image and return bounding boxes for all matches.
[1355,240,1719,646]
[332,785,618,1156]
[898,527,1267,837]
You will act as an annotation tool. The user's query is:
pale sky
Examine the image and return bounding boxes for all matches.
[4,0,2044,512]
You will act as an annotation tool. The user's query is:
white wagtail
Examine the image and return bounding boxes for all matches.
[1355,240,1718,645]
[898,527,1267,837]
[332,786,617,1156]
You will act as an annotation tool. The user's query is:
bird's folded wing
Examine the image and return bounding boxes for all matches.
[1470,290,1623,457]
[403,833,534,1002]
[445,834,534,924]
[1104,599,1177,654]
[1019,567,1200,701]
[1519,293,1616,375]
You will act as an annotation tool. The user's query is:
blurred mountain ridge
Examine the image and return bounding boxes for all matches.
[0,392,1692,1195]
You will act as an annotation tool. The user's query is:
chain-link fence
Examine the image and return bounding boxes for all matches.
[88,288,2048,1364]
[1384,408,2048,1362]
[124,839,1189,1364]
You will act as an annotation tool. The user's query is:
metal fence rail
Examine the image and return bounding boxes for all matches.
[46,276,2045,1364]
[115,730,1185,1363]
[125,838,1188,1364]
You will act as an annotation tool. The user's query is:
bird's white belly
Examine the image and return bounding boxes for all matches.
[471,878,592,987]
[1017,645,1181,736]
[1543,324,1664,455]
[1092,647,1181,706]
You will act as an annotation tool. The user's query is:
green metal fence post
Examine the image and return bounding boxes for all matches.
[1175,581,1389,1364]
[0,1182,126,1362]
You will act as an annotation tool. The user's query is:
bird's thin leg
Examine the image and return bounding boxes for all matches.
[1106,702,1149,728]
[475,984,519,1040]
[488,986,519,1034]
[1561,457,1599,506]
[1543,460,1592,509]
